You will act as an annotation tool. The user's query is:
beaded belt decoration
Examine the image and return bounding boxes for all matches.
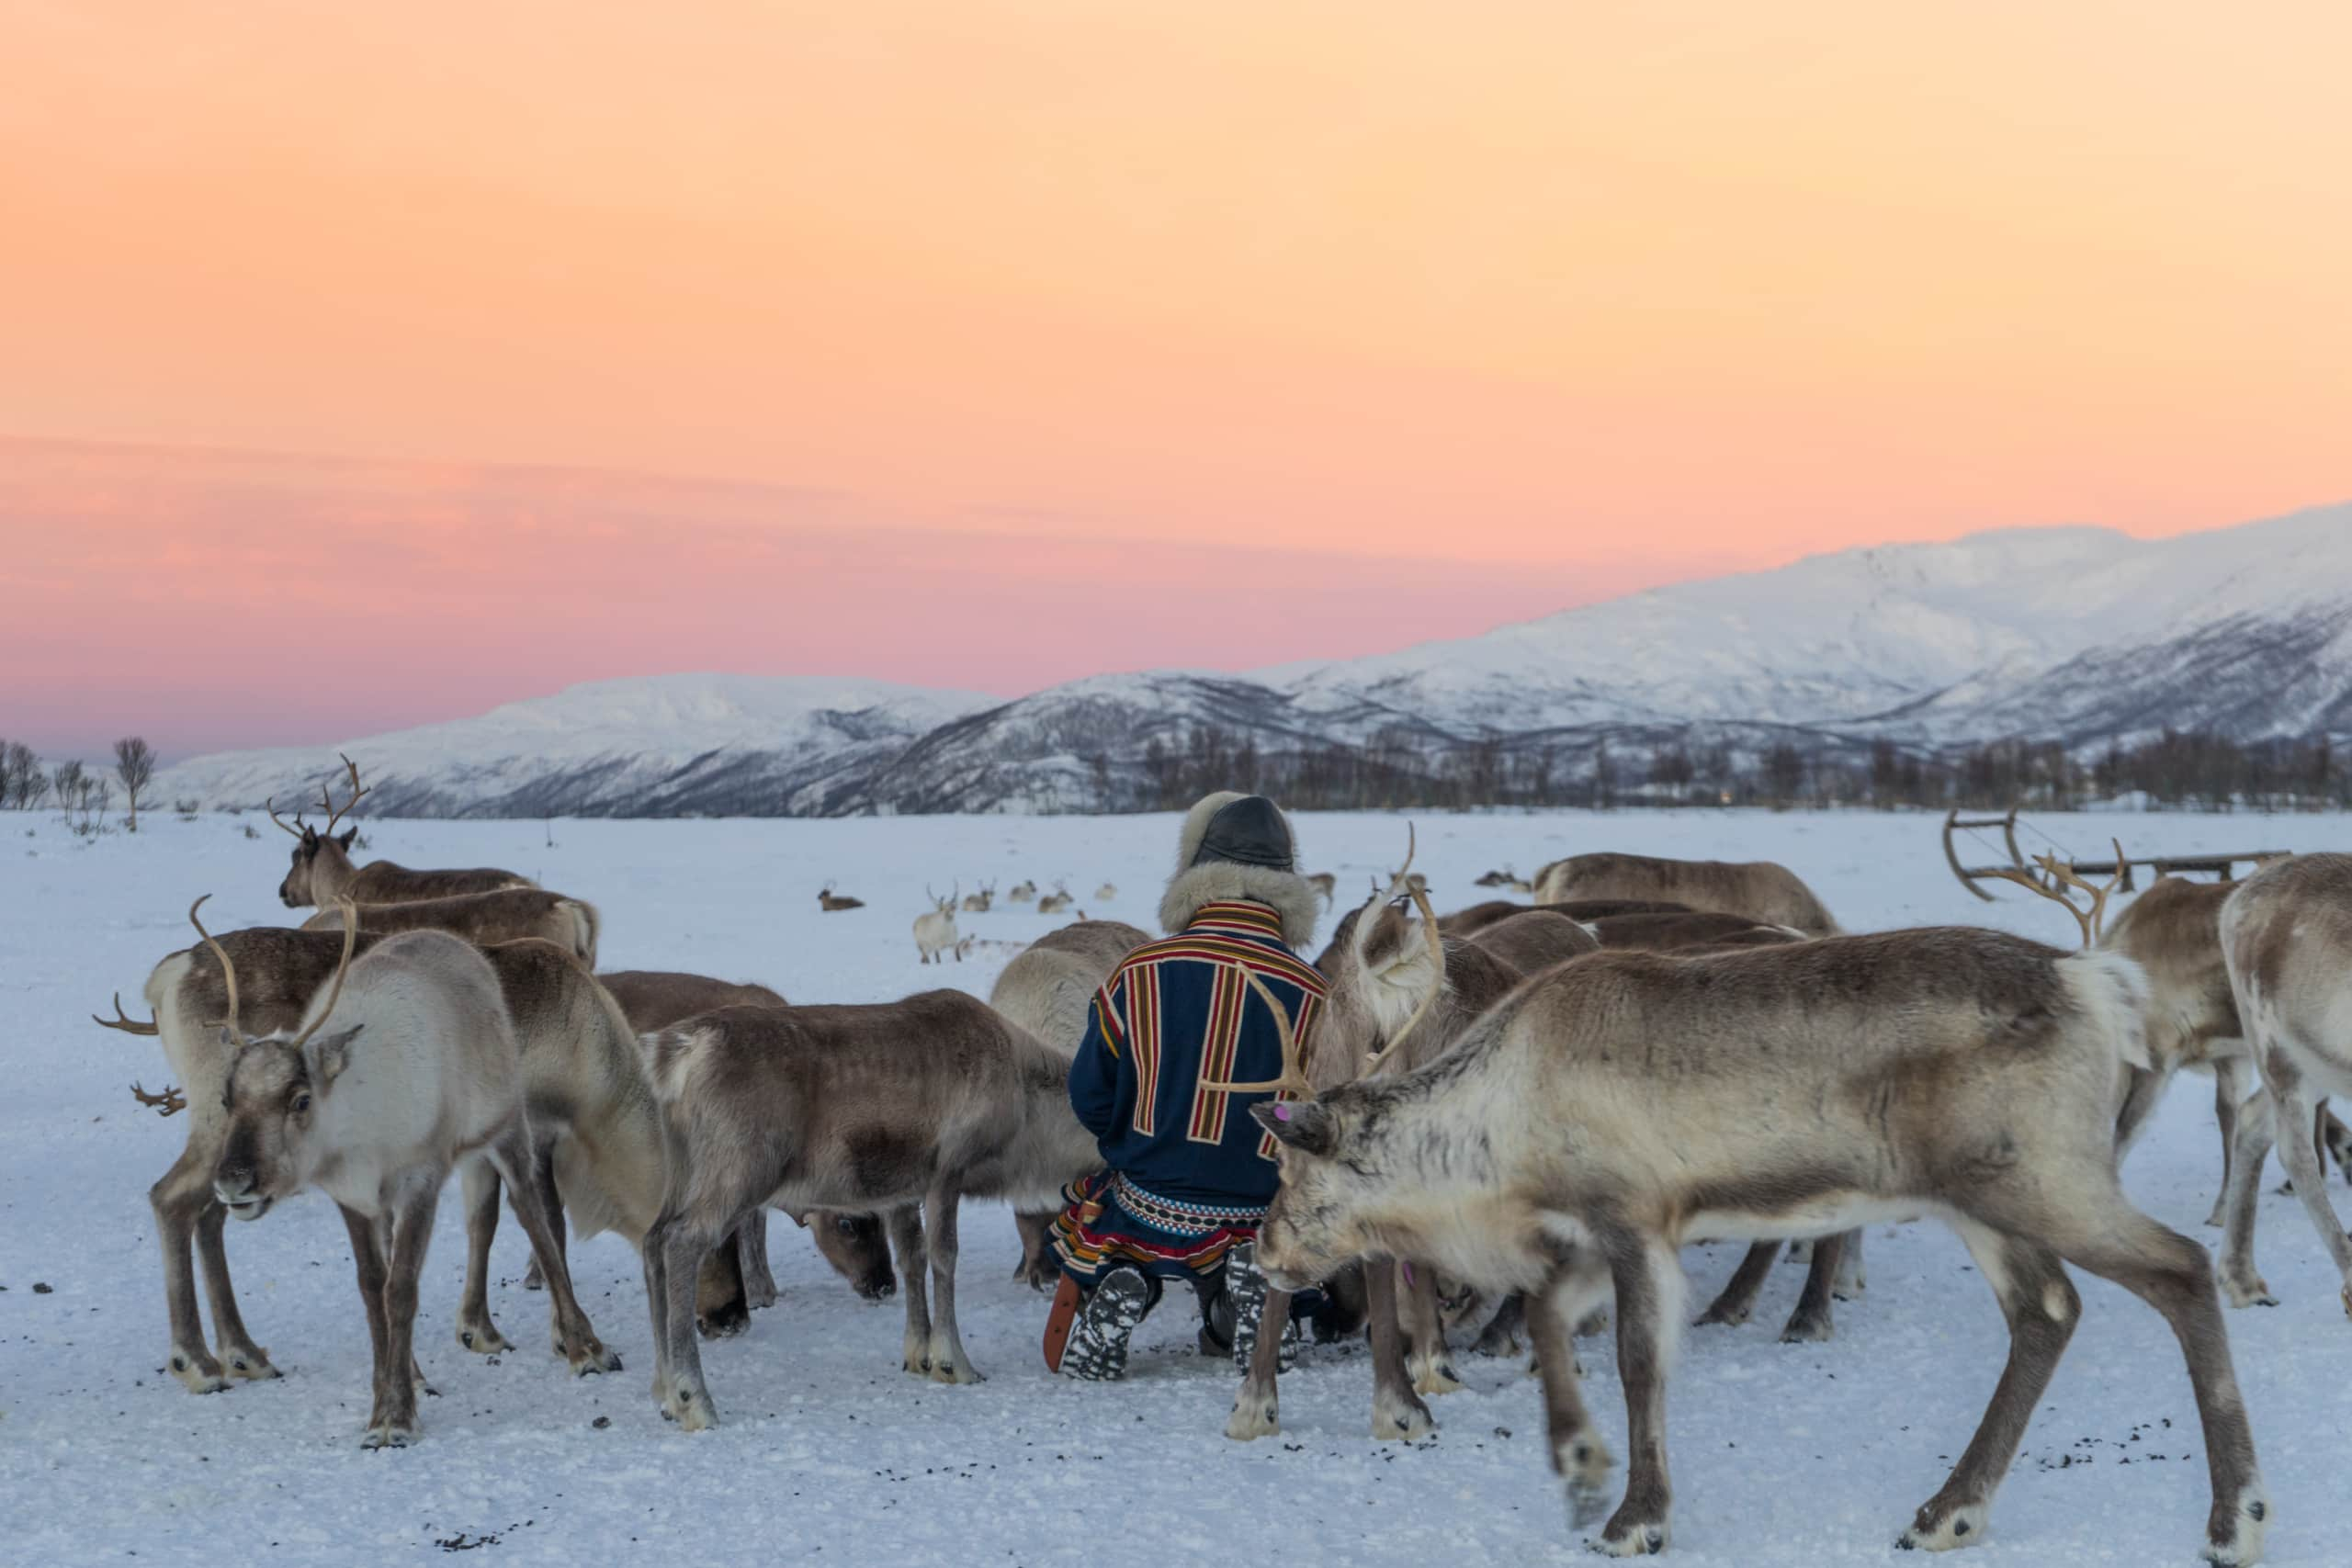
[1111,1173,1267,1239]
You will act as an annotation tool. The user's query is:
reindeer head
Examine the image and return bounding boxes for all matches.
[1249,1084,1403,1292]
[270,754,368,908]
[200,896,364,1220]
[926,882,960,915]
[1314,883,1449,1075]
[804,1211,897,1301]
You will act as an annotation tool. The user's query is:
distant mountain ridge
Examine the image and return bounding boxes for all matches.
[153,505,2352,816]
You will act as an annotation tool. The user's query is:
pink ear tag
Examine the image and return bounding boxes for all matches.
[1273,1103,1294,1122]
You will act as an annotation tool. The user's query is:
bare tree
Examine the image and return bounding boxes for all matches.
[113,736,156,832]
[8,743,47,811]
[51,759,84,824]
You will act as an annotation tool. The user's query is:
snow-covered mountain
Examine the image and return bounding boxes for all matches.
[155,505,2352,816]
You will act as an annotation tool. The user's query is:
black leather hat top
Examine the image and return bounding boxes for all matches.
[1192,795,1295,871]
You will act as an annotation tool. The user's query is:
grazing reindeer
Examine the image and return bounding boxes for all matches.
[1474,865,1532,891]
[961,881,997,914]
[595,970,896,1326]
[818,883,865,912]
[301,887,599,965]
[204,904,617,1446]
[1094,882,1118,901]
[987,919,1152,1288]
[1532,852,1838,938]
[1305,872,1337,908]
[637,992,1101,1428]
[2215,854,2352,1318]
[914,885,961,964]
[269,754,533,908]
[1036,883,1075,914]
[1245,928,2267,1562]
[1458,909,1600,976]
[1007,880,1039,905]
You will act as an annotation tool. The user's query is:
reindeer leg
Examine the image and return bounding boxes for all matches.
[739,1212,779,1310]
[2207,1057,2247,1227]
[186,1201,277,1382]
[1693,1240,1778,1328]
[2219,1088,2279,1307]
[1471,1291,1526,1359]
[2002,1183,2267,1565]
[454,1159,511,1355]
[922,1183,982,1383]
[1529,1257,1615,1529]
[889,1204,934,1377]
[1012,1208,1058,1290]
[153,1147,232,1393]
[1226,1286,1290,1440]
[1778,1229,1846,1342]
[338,1203,396,1438]
[1364,1254,1434,1440]
[653,1209,726,1430]
[365,1184,443,1448]
[1592,1230,1680,1557]
[491,1132,618,1374]
[2113,1063,2167,1159]
[1399,1262,1463,1395]
[695,1230,752,1339]
[2263,1061,2352,1315]
[1898,1220,2076,1551]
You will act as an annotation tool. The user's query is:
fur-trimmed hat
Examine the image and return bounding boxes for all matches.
[1159,792,1318,948]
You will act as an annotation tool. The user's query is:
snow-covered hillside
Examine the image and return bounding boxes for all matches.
[152,506,2352,816]
[7,808,2352,1564]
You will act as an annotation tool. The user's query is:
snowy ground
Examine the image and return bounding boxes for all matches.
[6,807,2352,1565]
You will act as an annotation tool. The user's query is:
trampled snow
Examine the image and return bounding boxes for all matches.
[6,807,2352,1564]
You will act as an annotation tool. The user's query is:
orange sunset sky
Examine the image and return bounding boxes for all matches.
[4,3,2348,756]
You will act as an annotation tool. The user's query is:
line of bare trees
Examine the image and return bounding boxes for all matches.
[0,735,160,833]
[1115,724,2352,814]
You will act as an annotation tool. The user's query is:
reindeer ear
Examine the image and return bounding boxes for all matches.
[305,1024,365,1087]
[1250,1099,1338,1157]
[337,827,358,851]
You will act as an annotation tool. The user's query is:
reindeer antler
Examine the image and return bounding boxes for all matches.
[1198,972,1316,1099]
[266,797,307,839]
[288,897,361,1051]
[1981,840,2128,949]
[319,753,369,834]
[188,894,243,1039]
[1363,885,1450,1076]
[130,1081,187,1117]
[1392,821,1417,887]
[92,992,161,1035]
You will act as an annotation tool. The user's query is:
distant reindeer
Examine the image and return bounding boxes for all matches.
[270,754,534,908]
[1093,882,1118,901]
[961,881,997,914]
[1007,880,1038,905]
[301,887,599,966]
[915,885,962,964]
[818,883,865,912]
[1305,873,1338,908]
[1036,883,1075,914]
[1532,852,1838,938]
[1474,865,1532,892]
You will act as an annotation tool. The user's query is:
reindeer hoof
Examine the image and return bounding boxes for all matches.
[2222,1273,2277,1309]
[928,1356,984,1385]
[361,1421,420,1450]
[1372,1391,1436,1441]
[1411,1361,1465,1397]
[223,1347,281,1381]
[1691,1302,1750,1329]
[1592,1517,1668,1556]
[669,1388,717,1432]
[169,1351,232,1394]
[569,1340,620,1376]
[458,1323,511,1356]
[1899,1498,1988,1551]
[1226,1394,1281,1441]
[2200,1487,2270,1567]
[1779,1313,1835,1344]
[696,1303,750,1340]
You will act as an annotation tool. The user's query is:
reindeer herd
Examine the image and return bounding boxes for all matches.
[86,766,2352,1563]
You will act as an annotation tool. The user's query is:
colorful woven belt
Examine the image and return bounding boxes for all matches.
[1110,1172,1268,1238]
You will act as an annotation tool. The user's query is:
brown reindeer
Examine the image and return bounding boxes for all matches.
[818,883,865,912]
[1247,930,2267,1562]
[597,969,898,1326]
[1438,898,1690,938]
[270,754,534,908]
[301,886,599,966]
[637,992,1101,1428]
[1532,852,1838,938]
[2213,854,2352,1318]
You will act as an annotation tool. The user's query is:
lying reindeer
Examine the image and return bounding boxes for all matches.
[638,991,1100,1429]
[270,753,532,908]
[1247,928,2266,1562]
[302,887,599,966]
[986,919,1152,1289]
[204,904,616,1447]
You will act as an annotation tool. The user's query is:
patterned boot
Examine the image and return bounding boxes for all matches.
[1059,1267,1152,1382]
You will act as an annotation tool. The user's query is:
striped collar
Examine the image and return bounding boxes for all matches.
[1185,900,1286,941]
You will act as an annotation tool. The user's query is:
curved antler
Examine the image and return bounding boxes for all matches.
[266,796,307,839]
[320,753,369,834]
[188,894,243,1039]
[288,897,360,1050]
[1981,840,2128,949]
[1198,971,1315,1098]
[1364,884,1449,1076]
[130,1081,187,1117]
[92,992,161,1034]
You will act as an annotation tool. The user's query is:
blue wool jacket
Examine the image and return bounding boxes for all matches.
[1066,899,1328,1208]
